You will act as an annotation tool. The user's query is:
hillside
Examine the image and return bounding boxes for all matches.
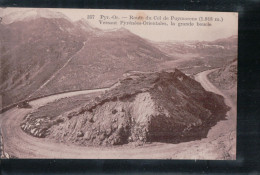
[21,69,229,146]
[0,9,237,110]
[0,9,172,109]
[0,17,85,108]
[32,28,172,98]
[208,58,237,102]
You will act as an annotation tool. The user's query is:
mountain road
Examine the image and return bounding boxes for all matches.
[0,69,236,159]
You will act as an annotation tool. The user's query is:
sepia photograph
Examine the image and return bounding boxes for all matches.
[0,8,238,159]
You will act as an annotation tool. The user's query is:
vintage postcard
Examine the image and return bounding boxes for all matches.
[0,8,238,159]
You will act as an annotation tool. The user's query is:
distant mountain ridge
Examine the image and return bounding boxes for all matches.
[154,35,238,56]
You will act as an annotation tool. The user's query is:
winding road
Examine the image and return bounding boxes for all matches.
[0,69,236,159]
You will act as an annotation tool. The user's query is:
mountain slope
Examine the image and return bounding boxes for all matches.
[33,28,173,97]
[0,17,85,108]
[21,69,229,146]
[75,18,101,33]
[1,9,174,108]
[208,58,237,102]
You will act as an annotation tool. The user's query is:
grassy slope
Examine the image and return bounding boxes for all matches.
[208,59,237,103]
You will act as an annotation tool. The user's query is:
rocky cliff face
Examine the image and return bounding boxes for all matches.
[21,69,229,146]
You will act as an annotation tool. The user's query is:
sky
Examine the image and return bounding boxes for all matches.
[1,8,238,42]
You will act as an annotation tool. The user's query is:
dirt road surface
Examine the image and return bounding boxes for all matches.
[0,69,236,159]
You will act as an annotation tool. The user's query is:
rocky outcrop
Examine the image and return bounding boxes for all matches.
[21,69,229,146]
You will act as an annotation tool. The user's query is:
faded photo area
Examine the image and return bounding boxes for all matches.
[0,8,237,159]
